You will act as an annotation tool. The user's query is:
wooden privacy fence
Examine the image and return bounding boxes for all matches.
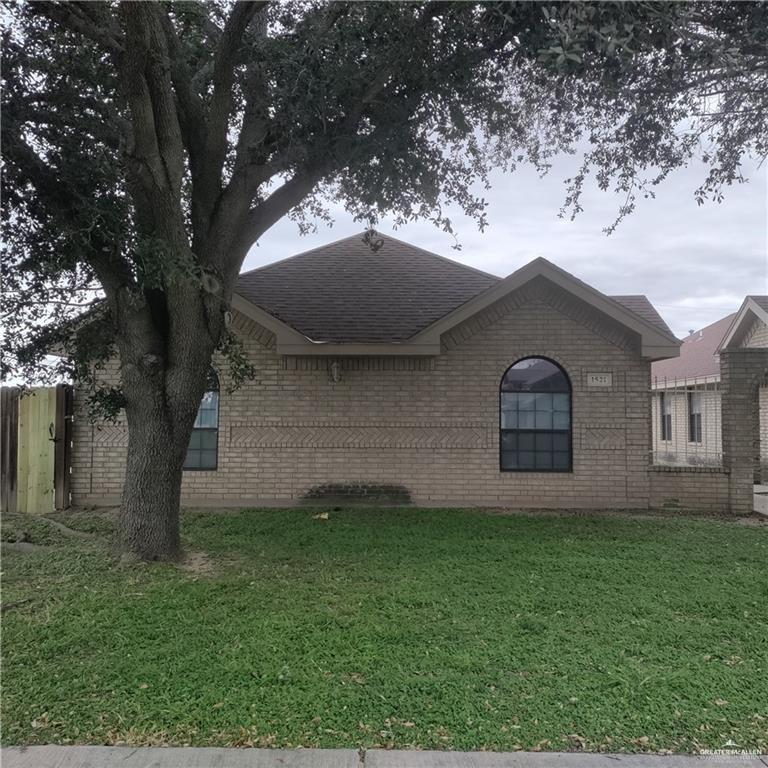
[0,384,73,514]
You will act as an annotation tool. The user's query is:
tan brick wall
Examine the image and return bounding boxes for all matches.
[70,358,126,499]
[648,466,730,512]
[721,347,768,512]
[760,385,768,479]
[72,281,655,509]
[736,315,768,484]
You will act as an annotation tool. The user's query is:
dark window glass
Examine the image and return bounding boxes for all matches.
[660,393,670,441]
[688,392,702,443]
[500,357,571,472]
[184,369,219,471]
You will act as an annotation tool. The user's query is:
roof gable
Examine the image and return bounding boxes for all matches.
[410,256,679,359]
[719,296,768,350]
[233,233,679,359]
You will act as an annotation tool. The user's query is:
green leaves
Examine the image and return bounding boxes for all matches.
[4,0,766,388]
[216,331,256,395]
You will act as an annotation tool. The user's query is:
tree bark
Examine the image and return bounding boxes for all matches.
[115,286,218,561]
[118,401,187,560]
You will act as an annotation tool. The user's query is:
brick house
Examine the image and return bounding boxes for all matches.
[73,233,686,509]
[651,298,768,479]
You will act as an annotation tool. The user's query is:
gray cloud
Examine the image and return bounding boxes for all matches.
[244,154,767,339]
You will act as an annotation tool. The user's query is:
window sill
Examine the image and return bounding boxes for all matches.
[499,468,573,474]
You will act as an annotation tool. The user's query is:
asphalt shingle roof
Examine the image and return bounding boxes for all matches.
[609,295,674,338]
[236,232,673,343]
[651,312,737,383]
[237,233,498,343]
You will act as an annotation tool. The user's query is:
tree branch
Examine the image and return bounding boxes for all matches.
[160,10,206,159]
[196,1,269,227]
[234,167,330,270]
[160,9,210,246]
[34,1,124,53]
[119,2,188,246]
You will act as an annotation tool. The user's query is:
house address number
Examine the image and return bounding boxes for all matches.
[587,372,613,387]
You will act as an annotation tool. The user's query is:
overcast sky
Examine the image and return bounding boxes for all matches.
[244,153,767,340]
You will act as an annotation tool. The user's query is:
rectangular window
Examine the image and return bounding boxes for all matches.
[660,392,672,441]
[500,391,570,472]
[184,390,219,470]
[688,391,702,443]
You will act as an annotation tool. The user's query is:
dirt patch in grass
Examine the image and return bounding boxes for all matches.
[177,549,217,576]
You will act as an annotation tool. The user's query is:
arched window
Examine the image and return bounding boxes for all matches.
[184,369,219,471]
[500,357,571,472]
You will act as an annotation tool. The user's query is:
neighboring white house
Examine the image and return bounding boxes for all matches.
[651,297,768,477]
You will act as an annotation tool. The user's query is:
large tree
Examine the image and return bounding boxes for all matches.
[2,1,765,560]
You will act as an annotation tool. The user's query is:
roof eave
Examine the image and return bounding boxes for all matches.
[233,294,441,355]
[231,293,312,346]
[277,342,441,356]
[651,373,721,390]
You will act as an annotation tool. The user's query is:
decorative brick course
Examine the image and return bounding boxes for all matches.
[92,425,129,447]
[580,426,626,450]
[229,423,488,449]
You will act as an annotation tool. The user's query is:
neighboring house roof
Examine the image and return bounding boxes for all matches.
[652,312,737,385]
[719,295,768,350]
[233,232,679,358]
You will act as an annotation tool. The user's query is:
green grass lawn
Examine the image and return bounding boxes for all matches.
[2,507,767,753]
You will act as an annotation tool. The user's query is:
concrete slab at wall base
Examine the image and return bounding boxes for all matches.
[3,746,766,768]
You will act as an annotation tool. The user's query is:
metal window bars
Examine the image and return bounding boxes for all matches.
[650,374,723,467]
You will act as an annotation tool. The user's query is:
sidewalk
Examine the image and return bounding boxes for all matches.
[3,746,766,768]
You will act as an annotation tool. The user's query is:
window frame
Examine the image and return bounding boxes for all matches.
[660,392,672,442]
[183,370,220,472]
[498,356,573,474]
[688,391,702,444]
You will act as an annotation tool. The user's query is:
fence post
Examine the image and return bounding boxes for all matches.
[1,387,20,514]
[54,384,73,510]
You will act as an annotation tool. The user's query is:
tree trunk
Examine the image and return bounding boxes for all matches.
[116,323,213,561]
[118,409,186,560]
